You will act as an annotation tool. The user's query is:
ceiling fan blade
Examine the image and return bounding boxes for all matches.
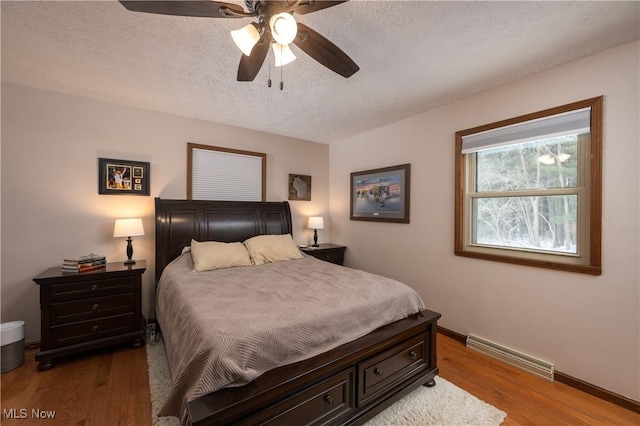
[237,39,270,81]
[293,23,359,78]
[293,1,349,15]
[119,1,245,18]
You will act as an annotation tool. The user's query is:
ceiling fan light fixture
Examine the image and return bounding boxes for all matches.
[117,0,359,82]
[231,23,261,56]
[269,12,297,45]
[272,43,296,67]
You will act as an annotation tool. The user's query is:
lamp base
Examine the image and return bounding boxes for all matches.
[124,237,135,265]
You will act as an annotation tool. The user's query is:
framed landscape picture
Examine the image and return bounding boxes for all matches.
[350,163,410,223]
[98,158,150,196]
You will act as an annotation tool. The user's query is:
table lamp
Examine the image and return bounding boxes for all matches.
[113,218,144,265]
[307,216,324,247]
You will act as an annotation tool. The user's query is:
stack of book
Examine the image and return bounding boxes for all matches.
[62,254,107,273]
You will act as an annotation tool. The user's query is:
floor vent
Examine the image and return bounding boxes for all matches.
[466,334,555,381]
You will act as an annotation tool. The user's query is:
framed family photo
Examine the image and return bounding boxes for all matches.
[98,158,150,196]
[350,163,410,223]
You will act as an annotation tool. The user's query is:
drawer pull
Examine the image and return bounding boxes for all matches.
[91,284,98,290]
[324,395,334,407]
[409,350,417,360]
[91,303,100,311]
[92,325,99,332]
[374,368,384,377]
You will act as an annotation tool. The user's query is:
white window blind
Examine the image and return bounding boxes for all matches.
[191,148,263,201]
[461,107,591,154]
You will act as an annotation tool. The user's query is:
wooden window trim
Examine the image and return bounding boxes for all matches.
[454,97,603,275]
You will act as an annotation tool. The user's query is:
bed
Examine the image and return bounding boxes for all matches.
[154,198,441,425]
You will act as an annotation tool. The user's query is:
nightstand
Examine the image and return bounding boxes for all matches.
[301,244,347,266]
[33,261,146,371]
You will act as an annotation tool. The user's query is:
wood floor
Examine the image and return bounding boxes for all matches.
[2,334,639,425]
[436,335,639,426]
[1,342,152,425]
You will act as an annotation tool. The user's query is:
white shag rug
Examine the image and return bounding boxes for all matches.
[146,340,506,426]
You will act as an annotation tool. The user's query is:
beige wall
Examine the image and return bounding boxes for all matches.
[330,41,639,400]
[1,83,330,342]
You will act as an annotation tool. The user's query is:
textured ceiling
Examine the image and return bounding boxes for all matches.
[2,1,639,143]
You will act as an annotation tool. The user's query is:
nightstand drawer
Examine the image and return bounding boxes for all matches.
[314,250,344,265]
[50,293,134,326]
[50,314,135,348]
[49,276,135,302]
[358,334,427,405]
[301,244,347,266]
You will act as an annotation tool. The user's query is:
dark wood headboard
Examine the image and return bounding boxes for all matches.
[154,198,293,281]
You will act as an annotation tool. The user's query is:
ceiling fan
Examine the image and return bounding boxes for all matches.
[118,1,360,82]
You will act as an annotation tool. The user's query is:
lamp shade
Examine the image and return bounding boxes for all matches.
[231,23,261,56]
[272,43,296,67]
[269,12,297,45]
[113,218,145,238]
[307,217,324,230]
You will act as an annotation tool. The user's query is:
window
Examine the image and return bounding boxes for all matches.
[454,97,602,275]
[187,143,266,201]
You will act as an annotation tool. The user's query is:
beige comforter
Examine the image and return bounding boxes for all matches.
[156,253,425,419]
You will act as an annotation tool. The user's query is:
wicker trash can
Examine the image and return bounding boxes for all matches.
[1,321,25,373]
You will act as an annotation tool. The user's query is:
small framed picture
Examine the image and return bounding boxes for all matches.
[288,174,312,201]
[132,166,144,178]
[350,164,410,223]
[98,158,150,196]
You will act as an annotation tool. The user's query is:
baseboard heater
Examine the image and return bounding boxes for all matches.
[466,334,555,381]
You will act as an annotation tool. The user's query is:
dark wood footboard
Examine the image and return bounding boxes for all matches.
[187,310,440,425]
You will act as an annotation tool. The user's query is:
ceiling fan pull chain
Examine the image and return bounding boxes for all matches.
[280,44,284,90]
[267,44,272,88]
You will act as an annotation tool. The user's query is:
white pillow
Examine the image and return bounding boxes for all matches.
[190,239,253,272]
[244,234,304,265]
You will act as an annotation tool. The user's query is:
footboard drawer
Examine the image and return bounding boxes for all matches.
[239,368,355,426]
[358,333,427,405]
